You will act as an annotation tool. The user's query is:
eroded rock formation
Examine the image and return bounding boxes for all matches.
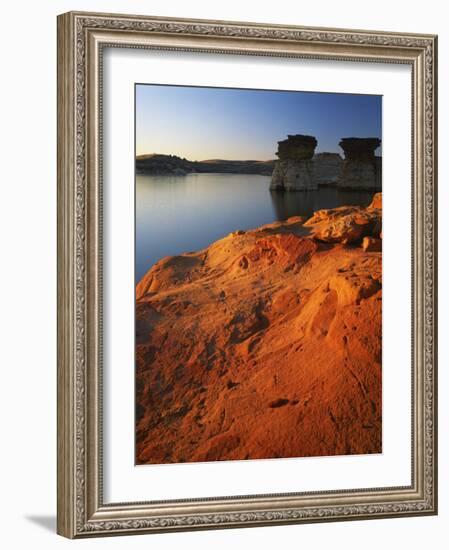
[312,152,343,185]
[270,135,318,191]
[135,195,382,464]
[304,192,382,243]
[338,138,382,190]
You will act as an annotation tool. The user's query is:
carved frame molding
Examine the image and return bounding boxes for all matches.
[57,11,437,538]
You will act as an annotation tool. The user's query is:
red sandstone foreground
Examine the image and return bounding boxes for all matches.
[135,194,382,464]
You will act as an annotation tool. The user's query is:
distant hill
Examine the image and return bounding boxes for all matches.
[136,154,276,175]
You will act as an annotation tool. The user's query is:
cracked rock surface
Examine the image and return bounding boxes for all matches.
[135,196,382,464]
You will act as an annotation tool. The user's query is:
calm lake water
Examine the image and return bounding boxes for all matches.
[136,173,375,282]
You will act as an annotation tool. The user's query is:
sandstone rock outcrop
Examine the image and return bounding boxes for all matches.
[369,190,382,209]
[136,197,382,464]
[270,135,318,191]
[312,152,343,185]
[303,192,382,244]
[338,138,382,190]
[362,236,382,252]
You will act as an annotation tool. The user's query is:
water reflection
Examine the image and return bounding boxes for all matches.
[136,173,376,281]
[270,187,374,220]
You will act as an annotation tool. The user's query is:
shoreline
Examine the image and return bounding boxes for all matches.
[135,195,382,465]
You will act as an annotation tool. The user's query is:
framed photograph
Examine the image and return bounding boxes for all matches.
[57,11,438,538]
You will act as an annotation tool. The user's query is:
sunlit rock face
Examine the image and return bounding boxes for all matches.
[135,195,383,464]
[270,135,318,191]
[338,138,382,190]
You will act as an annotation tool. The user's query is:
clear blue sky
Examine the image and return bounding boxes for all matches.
[136,84,381,160]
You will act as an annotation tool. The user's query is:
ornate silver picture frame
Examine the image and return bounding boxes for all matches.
[57,11,437,538]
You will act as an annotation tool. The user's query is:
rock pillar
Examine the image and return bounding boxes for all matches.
[270,134,318,191]
[338,138,382,189]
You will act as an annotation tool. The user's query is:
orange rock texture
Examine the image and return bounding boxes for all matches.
[136,195,382,464]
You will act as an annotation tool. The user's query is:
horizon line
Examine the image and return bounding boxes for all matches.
[135,151,358,162]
